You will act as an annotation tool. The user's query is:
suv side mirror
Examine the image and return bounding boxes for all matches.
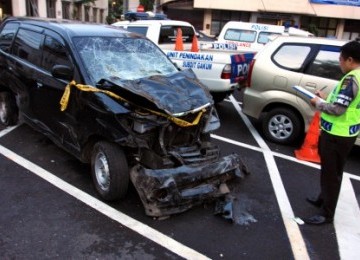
[51,65,74,81]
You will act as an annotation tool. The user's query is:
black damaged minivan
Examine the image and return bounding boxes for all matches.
[0,17,244,217]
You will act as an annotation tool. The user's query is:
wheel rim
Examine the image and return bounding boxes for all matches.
[94,151,111,191]
[268,114,293,140]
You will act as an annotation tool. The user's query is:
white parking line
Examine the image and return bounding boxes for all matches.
[0,142,210,260]
[1,110,359,259]
[228,95,310,260]
[336,174,360,260]
[227,94,360,259]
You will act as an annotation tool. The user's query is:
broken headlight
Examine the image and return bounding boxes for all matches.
[203,107,220,133]
[132,113,158,134]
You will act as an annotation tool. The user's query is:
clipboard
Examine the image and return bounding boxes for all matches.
[293,85,325,102]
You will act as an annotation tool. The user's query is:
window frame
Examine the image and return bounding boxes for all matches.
[0,21,20,53]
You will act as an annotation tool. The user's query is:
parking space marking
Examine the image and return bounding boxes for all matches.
[336,174,360,260]
[0,125,18,138]
[229,95,310,260]
[0,142,210,260]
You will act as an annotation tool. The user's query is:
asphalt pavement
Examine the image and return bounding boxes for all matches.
[0,93,359,259]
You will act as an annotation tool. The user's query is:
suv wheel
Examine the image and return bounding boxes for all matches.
[262,108,301,145]
[0,92,18,126]
[91,141,129,201]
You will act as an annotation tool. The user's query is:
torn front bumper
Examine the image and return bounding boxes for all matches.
[129,153,246,217]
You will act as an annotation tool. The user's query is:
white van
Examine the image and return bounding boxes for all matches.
[217,21,312,52]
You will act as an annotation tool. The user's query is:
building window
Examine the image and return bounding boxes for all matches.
[343,19,360,40]
[300,17,338,38]
[26,0,39,17]
[74,3,82,21]
[47,0,56,18]
[92,8,97,23]
[62,1,70,19]
[84,6,90,22]
[100,9,104,24]
[210,10,250,36]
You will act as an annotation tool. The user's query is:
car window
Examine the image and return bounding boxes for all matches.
[305,46,343,81]
[159,25,195,44]
[0,22,19,52]
[273,44,311,70]
[258,32,281,44]
[73,37,178,84]
[125,26,148,36]
[12,28,44,67]
[42,35,72,72]
[224,29,256,43]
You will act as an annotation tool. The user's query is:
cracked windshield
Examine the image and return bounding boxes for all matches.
[73,37,178,84]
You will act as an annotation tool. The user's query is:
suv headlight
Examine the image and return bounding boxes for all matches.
[203,108,220,133]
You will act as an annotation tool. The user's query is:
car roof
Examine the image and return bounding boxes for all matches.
[3,16,130,38]
[270,35,347,46]
[112,19,193,27]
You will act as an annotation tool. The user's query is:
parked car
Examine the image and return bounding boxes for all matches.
[242,36,360,146]
[217,21,313,53]
[0,17,246,217]
[112,19,255,103]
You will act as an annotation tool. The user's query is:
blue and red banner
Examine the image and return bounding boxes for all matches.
[310,0,360,7]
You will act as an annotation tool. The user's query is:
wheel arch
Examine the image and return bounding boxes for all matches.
[262,102,305,133]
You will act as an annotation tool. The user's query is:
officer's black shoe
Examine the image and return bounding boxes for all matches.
[303,215,333,225]
[306,197,323,208]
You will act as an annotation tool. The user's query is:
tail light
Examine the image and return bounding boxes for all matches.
[246,59,255,87]
[220,64,231,79]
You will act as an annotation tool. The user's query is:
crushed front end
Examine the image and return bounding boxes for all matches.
[130,153,244,217]
[96,71,249,218]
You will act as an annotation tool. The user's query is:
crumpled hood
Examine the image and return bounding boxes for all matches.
[102,69,213,115]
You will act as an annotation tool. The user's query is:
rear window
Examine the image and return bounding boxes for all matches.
[159,25,195,44]
[224,29,256,43]
[0,22,19,52]
[306,46,343,81]
[273,44,311,70]
[125,26,148,36]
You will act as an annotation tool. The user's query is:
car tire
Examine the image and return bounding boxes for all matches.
[91,141,129,201]
[261,108,302,145]
[0,92,18,126]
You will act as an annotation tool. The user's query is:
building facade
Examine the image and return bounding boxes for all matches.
[160,0,360,40]
[0,0,108,23]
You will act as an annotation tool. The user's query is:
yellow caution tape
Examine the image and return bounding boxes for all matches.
[60,80,204,127]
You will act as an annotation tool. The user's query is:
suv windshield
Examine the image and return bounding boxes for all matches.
[73,37,178,84]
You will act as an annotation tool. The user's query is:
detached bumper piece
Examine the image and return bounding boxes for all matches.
[130,153,246,218]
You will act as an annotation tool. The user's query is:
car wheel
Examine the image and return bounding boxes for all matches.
[262,108,302,145]
[91,141,129,201]
[0,92,18,126]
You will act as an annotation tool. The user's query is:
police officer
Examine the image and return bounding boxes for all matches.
[305,40,360,225]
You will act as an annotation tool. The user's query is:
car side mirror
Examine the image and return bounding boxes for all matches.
[51,65,74,81]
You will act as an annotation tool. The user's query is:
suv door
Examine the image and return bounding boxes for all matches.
[9,26,45,119]
[0,21,19,90]
[298,44,343,124]
[10,26,77,147]
[36,30,78,147]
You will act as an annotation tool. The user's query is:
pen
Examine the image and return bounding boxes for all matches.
[319,86,328,91]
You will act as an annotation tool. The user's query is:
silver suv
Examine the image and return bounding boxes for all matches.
[242,36,360,145]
